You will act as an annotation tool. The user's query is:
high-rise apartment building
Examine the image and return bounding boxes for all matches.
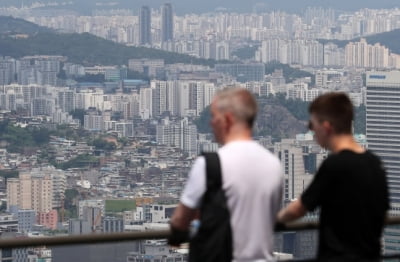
[7,173,53,213]
[344,38,400,69]
[161,3,174,42]
[274,137,326,201]
[84,113,104,131]
[139,6,152,46]
[143,80,215,119]
[156,118,198,156]
[366,71,400,254]
[78,200,105,220]
[78,200,105,233]
[216,41,230,60]
[7,167,67,213]
[115,122,134,137]
[31,98,54,116]
[366,71,400,203]
[57,90,75,113]
[0,58,15,85]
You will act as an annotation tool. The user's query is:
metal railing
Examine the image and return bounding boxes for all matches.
[2,216,400,260]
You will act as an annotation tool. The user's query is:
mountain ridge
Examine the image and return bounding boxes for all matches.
[319,29,400,55]
[0,16,216,67]
[0,16,53,35]
[1,16,400,68]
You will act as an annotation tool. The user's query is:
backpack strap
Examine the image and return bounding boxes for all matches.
[202,152,222,191]
[189,152,232,262]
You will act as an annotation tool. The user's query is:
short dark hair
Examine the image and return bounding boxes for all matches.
[309,92,354,134]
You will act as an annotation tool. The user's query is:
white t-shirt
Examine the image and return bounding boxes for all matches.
[181,140,283,262]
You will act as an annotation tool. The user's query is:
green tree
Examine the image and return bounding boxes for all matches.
[118,137,129,147]
[90,138,116,151]
[31,128,51,144]
[231,45,260,60]
[265,62,314,84]
[258,94,309,121]
[70,109,86,125]
[63,188,79,219]
[0,202,7,212]
[127,70,150,81]
[0,122,35,152]
[194,106,211,133]
[0,170,19,180]
[57,154,98,170]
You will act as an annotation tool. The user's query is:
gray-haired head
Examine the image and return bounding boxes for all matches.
[213,87,258,128]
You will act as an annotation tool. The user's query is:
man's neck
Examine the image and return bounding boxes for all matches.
[223,125,253,144]
[328,134,365,154]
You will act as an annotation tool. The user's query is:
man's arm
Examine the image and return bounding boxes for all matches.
[171,156,206,230]
[277,199,307,223]
[168,156,205,246]
[168,203,198,246]
[170,202,197,230]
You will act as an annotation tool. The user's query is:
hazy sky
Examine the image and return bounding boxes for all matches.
[2,0,400,14]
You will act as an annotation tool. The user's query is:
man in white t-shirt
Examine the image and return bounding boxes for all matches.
[170,88,283,262]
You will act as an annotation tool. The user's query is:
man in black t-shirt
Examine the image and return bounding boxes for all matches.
[277,92,389,262]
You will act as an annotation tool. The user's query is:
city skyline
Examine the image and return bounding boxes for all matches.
[1,0,400,14]
[0,1,399,261]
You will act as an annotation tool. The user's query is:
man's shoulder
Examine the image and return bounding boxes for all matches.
[322,150,383,174]
[219,140,270,153]
[327,150,380,162]
[219,141,281,172]
[193,155,206,166]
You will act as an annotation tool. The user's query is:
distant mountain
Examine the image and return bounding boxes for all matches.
[257,103,307,139]
[363,30,400,54]
[0,16,53,35]
[320,29,400,54]
[1,0,400,14]
[0,16,215,67]
[195,96,309,138]
[234,29,400,62]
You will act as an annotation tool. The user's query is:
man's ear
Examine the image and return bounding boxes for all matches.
[322,120,333,134]
[224,112,235,128]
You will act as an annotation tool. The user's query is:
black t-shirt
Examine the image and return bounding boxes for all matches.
[301,150,389,261]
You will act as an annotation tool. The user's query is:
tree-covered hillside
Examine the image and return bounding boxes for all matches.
[319,29,400,54]
[0,31,216,67]
[0,16,53,35]
[0,16,218,67]
[265,62,314,84]
[195,94,366,138]
[0,120,51,153]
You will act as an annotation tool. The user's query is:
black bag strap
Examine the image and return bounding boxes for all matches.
[202,152,222,190]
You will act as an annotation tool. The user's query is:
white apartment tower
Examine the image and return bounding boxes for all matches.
[366,71,400,253]
[156,118,198,156]
[143,81,216,119]
[366,71,400,202]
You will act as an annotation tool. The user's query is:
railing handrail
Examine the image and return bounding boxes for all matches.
[1,216,400,249]
[0,230,170,249]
